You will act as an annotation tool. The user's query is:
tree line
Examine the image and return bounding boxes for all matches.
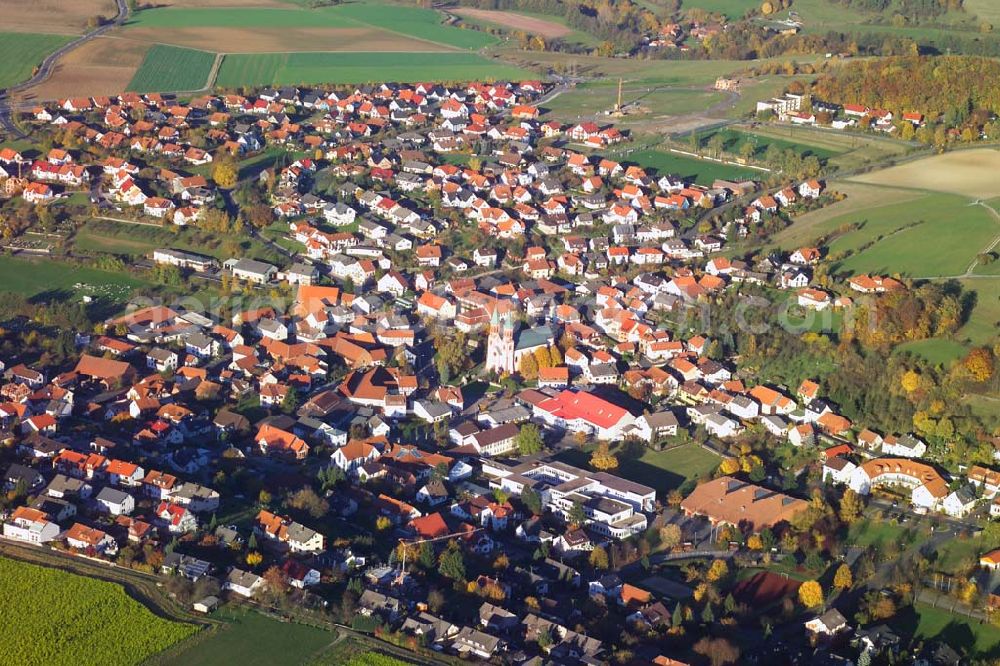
[812,55,1000,129]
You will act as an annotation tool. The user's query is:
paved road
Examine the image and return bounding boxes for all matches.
[0,0,129,138]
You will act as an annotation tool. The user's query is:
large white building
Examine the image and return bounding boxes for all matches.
[153,248,218,272]
[531,389,637,441]
[848,458,948,512]
[482,459,654,539]
[224,258,278,284]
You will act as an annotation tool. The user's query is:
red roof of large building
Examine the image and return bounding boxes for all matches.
[536,390,629,429]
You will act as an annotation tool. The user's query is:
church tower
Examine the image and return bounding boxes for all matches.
[485,307,516,375]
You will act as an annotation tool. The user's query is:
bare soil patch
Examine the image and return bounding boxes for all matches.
[0,0,117,34]
[849,149,1000,200]
[122,25,454,52]
[732,571,801,606]
[454,8,570,38]
[16,37,150,102]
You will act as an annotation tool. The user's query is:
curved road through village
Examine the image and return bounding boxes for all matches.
[0,0,129,139]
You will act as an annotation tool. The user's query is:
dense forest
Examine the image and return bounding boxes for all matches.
[812,55,1000,122]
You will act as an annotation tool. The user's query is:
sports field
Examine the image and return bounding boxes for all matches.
[850,149,1000,200]
[0,33,71,89]
[127,44,216,92]
[216,51,530,87]
[699,127,842,161]
[0,556,195,666]
[627,148,759,186]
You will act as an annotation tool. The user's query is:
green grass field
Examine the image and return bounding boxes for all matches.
[0,556,195,666]
[681,0,755,18]
[0,33,71,89]
[893,602,1000,659]
[334,2,496,49]
[846,517,909,549]
[160,607,335,666]
[73,219,287,265]
[216,51,530,87]
[128,4,495,49]
[824,195,998,278]
[777,191,998,279]
[556,442,719,493]
[127,44,216,93]
[894,338,968,366]
[626,148,759,186]
[957,277,1000,345]
[966,0,1000,25]
[932,537,981,573]
[0,255,147,301]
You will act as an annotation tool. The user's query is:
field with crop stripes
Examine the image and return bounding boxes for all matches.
[216,51,530,87]
[126,4,496,49]
[0,32,71,88]
[127,44,216,92]
[0,556,196,666]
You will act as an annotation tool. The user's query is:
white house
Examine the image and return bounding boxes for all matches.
[704,413,743,439]
[96,487,135,516]
[224,568,264,597]
[3,506,61,544]
[880,433,926,459]
[942,486,977,518]
[822,456,857,485]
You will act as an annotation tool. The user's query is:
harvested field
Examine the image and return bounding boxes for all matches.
[453,8,571,38]
[733,571,801,606]
[14,36,148,102]
[849,149,1000,199]
[123,26,452,52]
[0,0,116,34]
